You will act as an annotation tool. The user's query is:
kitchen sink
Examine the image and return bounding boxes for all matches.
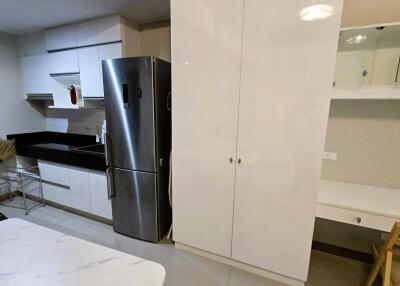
[73,144,105,154]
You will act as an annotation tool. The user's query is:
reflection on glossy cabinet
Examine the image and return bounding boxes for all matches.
[171,0,244,258]
[89,171,112,220]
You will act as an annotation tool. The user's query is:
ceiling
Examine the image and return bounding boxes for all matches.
[0,0,170,34]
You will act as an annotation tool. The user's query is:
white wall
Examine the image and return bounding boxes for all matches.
[0,32,45,139]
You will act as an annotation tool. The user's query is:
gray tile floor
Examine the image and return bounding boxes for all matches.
[0,197,372,286]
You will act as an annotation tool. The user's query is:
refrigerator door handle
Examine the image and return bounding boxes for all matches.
[167,92,172,111]
[106,168,115,199]
[105,132,112,167]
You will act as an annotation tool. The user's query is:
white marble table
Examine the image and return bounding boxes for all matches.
[0,219,165,286]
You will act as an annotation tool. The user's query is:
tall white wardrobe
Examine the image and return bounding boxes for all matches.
[171,0,343,284]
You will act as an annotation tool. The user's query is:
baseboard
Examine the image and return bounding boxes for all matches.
[175,242,305,286]
[0,191,20,202]
[3,192,112,226]
[312,241,374,264]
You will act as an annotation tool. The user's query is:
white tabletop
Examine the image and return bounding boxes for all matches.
[318,180,400,218]
[0,218,165,286]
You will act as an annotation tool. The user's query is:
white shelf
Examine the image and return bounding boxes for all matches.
[50,74,84,109]
[332,86,400,100]
[318,180,400,219]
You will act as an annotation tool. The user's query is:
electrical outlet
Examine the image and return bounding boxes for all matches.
[323,152,338,161]
[381,232,389,241]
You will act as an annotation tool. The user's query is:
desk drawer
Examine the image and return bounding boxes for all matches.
[38,161,70,187]
[316,204,397,232]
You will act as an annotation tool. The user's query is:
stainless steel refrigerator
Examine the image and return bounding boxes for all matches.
[102,57,171,242]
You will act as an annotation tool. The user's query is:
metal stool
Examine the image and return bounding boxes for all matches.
[0,165,45,215]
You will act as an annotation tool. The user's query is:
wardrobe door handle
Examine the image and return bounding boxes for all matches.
[229,157,233,164]
[237,158,242,164]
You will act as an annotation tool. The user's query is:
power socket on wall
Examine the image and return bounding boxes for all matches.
[323,152,338,161]
[381,232,389,241]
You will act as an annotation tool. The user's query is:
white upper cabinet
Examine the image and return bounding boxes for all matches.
[47,16,122,51]
[20,54,51,96]
[172,0,343,283]
[171,0,244,258]
[231,0,343,282]
[77,42,122,99]
[48,50,80,74]
[69,167,92,213]
[78,46,102,98]
[76,20,98,47]
[98,43,123,97]
[45,24,77,51]
[96,16,122,43]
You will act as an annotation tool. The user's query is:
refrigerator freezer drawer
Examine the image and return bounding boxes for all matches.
[109,168,159,242]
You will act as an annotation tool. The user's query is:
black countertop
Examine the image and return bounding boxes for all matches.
[7,132,106,171]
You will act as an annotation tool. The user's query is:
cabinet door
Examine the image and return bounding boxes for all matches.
[38,161,70,187]
[76,20,98,47]
[231,0,343,281]
[89,171,112,220]
[48,50,80,74]
[78,46,102,98]
[98,43,122,97]
[45,24,77,51]
[69,167,91,213]
[96,16,121,44]
[42,183,71,207]
[171,0,244,257]
[20,54,51,95]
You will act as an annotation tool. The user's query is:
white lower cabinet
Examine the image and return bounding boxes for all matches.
[48,50,80,75]
[38,161,111,220]
[69,167,91,213]
[171,0,343,284]
[89,171,112,220]
[42,183,71,207]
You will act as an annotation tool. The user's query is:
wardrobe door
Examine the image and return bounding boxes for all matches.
[232,0,343,281]
[171,0,244,257]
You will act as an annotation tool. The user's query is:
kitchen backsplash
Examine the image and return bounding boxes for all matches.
[45,102,105,136]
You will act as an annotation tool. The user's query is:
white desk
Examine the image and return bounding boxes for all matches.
[317,180,400,232]
[0,219,165,286]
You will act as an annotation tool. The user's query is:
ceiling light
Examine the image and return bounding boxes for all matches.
[300,4,334,21]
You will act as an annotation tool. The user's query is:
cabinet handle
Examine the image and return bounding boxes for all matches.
[356,217,362,224]
[238,158,242,164]
[106,168,115,200]
[229,157,233,163]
